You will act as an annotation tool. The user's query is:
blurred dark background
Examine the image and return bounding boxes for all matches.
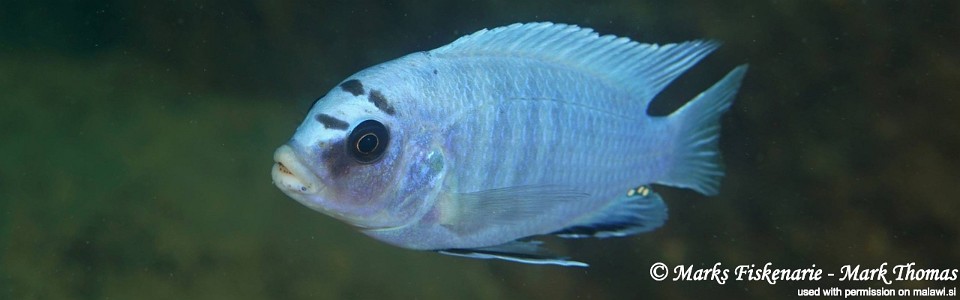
[1,1,958,299]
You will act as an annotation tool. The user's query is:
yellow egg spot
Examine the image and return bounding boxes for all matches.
[627,188,636,197]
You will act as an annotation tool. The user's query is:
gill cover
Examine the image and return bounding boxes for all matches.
[275,73,445,231]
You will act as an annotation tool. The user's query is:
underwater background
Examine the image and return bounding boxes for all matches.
[2,1,958,299]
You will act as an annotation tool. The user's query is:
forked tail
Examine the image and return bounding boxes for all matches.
[659,65,748,196]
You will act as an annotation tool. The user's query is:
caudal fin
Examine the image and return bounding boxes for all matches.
[659,65,748,196]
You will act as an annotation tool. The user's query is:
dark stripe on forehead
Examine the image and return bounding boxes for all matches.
[340,79,365,96]
[315,113,349,130]
[368,89,396,115]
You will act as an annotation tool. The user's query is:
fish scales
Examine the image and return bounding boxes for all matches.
[429,58,666,190]
[271,22,747,266]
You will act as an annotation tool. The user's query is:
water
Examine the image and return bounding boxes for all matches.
[2,1,957,299]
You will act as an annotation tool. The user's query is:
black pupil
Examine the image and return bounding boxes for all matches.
[347,119,389,164]
[357,133,378,154]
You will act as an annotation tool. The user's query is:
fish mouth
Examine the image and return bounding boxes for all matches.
[272,144,408,231]
[271,145,407,230]
[272,145,323,196]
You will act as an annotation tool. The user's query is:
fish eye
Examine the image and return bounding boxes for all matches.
[347,120,389,163]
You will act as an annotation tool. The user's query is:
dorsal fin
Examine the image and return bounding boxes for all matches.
[430,22,721,110]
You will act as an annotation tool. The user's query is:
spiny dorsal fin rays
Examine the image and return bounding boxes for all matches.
[431,22,720,111]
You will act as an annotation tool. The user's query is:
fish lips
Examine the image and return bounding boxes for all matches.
[272,144,346,219]
[273,144,324,195]
[272,144,402,229]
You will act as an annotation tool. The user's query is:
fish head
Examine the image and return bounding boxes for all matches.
[272,75,444,230]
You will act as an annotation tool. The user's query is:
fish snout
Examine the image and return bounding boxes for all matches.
[272,145,322,195]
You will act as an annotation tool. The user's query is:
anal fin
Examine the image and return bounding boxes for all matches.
[553,185,668,238]
[437,240,588,267]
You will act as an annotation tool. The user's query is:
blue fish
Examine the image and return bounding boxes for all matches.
[272,22,747,267]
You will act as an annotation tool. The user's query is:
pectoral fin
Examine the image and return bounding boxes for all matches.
[437,240,588,267]
[440,185,590,233]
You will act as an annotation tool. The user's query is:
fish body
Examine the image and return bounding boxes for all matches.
[272,23,747,266]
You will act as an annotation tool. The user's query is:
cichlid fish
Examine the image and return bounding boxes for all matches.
[272,22,747,267]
